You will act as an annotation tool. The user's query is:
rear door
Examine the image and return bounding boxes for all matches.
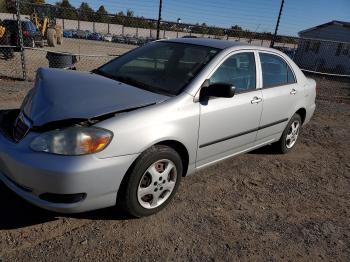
[256,52,301,144]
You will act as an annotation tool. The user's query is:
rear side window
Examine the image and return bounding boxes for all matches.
[259,53,296,88]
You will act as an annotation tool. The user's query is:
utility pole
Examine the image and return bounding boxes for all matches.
[156,0,163,40]
[270,0,284,48]
[15,0,27,80]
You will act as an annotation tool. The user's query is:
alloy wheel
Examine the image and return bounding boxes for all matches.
[137,159,177,209]
[286,120,300,149]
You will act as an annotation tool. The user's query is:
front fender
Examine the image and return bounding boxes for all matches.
[94,94,199,166]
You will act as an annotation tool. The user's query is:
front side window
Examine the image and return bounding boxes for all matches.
[259,53,296,88]
[96,42,219,96]
[209,52,256,93]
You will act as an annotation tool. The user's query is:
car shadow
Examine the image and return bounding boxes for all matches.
[0,182,133,230]
[248,144,280,155]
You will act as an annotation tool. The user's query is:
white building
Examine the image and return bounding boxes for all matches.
[294,20,350,74]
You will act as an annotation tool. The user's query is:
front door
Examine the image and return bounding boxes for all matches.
[196,51,263,167]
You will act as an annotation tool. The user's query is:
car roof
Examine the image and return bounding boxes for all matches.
[161,37,280,53]
[162,37,251,50]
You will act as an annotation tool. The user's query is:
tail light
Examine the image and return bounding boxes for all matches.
[22,31,30,37]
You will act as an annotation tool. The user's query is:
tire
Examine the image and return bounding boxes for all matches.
[24,37,35,48]
[47,28,57,47]
[119,145,183,217]
[38,39,44,48]
[274,113,302,154]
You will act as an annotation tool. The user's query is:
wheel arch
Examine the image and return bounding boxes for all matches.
[154,140,189,177]
[295,107,306,124]
[116,139,190,206]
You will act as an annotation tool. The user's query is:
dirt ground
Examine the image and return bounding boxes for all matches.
[0,39,136,80]
[0,75,349,261]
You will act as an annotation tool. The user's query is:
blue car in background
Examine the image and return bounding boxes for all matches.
[88,32,103,41]
[63,30,74,38]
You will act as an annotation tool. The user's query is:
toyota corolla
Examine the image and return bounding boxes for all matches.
[0,38,316,217]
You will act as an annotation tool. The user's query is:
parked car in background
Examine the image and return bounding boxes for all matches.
[2,19,44,48]
[127,35,138,45]
[103,33,113,42]
[0,38,316,217]
[88,32,103,41]
[63,30,74,38]
[75,30,91,39]
[137,36,147,45]
[112,34,126,44]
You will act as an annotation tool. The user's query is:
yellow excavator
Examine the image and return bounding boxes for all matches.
[0,19,14,59]
[31,3,63,47]
[0,25,5,39]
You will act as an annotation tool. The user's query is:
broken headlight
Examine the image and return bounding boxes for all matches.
[30,126,113,155]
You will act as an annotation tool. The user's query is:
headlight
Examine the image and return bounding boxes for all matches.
[30,126,113,155]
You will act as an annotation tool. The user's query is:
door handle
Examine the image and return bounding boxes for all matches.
[251,97,262,104]
[290,89,297,95]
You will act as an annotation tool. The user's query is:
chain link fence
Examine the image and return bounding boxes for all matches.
[0,0,349,82]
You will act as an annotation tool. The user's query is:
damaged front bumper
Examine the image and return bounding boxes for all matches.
[0,110,138,213]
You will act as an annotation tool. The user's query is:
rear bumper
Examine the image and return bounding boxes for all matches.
[0,130,138,213]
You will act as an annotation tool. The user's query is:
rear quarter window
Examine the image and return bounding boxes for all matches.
[259,53,296,88]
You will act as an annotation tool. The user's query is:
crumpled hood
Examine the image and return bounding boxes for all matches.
[22,68,169,126]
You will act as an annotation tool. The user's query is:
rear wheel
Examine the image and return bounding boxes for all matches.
[274,113,302,154]
[119,145,182,217]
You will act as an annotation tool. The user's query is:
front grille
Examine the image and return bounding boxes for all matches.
[13,112,31,142]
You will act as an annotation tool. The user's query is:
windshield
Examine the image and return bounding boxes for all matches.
[95,41,219,96]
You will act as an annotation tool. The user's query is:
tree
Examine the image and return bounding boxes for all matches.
[231,25,243,31]
[126,9,133,17]
[78,2,94,21]
[95,5,108,23]
[0,0,8,12]
[55,0,77,20]
[5,0,17,13]
[112,11,124,24]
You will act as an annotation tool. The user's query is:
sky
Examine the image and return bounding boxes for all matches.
[47,0,350,36]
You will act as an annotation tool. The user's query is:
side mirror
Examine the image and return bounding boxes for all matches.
[200,82,236,99]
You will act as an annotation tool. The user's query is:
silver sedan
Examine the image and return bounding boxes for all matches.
[0,38,316,217]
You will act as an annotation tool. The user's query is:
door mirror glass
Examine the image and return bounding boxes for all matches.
[200,83,236,99]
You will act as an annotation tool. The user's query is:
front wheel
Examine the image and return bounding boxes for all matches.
[274,114,302,154]
[24,37,35,48]
[119,145,182,217]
